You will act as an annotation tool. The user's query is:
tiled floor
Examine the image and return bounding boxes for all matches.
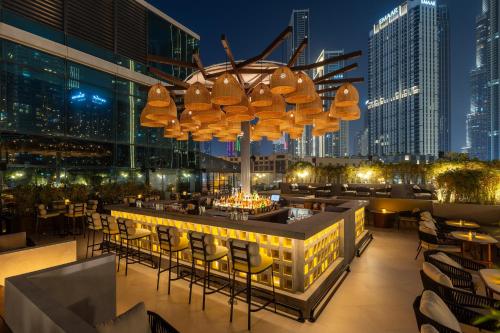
[115,229,423,333]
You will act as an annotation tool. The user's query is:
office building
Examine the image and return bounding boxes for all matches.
[313,49,349,158]
[0,0,201,182]
[437,5,451,154]
[467,1,491,160]
[287,9,311,157]
[487,0,500,159]
[367,0,448,161]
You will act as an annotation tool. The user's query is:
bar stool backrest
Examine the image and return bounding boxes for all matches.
[418,229,439,246]
[228,239,260,272]
[188,231,213,261]
[117,218,130,238]
[100,214,114,233]
[156,225,180,251]
[86,212,102,229]
[68,203,85,216]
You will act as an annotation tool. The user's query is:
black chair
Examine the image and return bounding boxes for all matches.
[415,229,461,260]
[187,231,230,310]
[156,225,189,294]
[413,296,460,333]
[420,270,498,311]
[228,239,276,330]
[100,214,119,253]
[116,218,154,275]
[423,250,486,293]
[85,212,103,259]
[147,311,180,333]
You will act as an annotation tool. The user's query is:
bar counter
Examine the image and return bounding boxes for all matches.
[107,199,367,294]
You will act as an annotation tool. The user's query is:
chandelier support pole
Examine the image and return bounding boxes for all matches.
[240,121,251,193]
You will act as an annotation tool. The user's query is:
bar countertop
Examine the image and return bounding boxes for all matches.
[106,199,367,240]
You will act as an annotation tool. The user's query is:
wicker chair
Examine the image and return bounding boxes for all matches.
[413,296,460,333]
[415,229,461,260]
[423,250,485,293]
[147,311,179,333]
[420,270,498,310]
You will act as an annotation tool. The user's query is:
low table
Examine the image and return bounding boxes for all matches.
[371,209,396,228]
[450,231,498,267]
[479,269,500,299]
[445,220,480,230]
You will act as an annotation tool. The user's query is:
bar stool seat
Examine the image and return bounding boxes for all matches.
[192,246,228,262]
[160,236,189,252]
[101,214,119,253]
[234,253,273,274]
[127,228,152,240]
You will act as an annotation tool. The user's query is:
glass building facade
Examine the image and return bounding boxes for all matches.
[0,0,237,190]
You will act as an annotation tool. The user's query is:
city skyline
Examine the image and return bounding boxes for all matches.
[149,0,480,157]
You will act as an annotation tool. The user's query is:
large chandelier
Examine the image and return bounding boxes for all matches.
[141,26,363,142]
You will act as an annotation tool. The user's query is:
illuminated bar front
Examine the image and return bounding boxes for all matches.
[108,200,367,294]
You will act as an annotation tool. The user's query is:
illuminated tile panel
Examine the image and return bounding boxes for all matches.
[355,208,365,239]
[303,221,341,290]
[111,211,299,292]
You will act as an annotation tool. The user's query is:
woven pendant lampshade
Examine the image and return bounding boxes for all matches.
[224,95,249,113]
[255,94,285,119]
[217,135,237,142]
[279,111,296,132]
[289,131,303,140]
[176,132,189,141]
[192,134,212,142]
[196,123,215,135]
[312,127,329,137]
[250,83,273,107]
[330,104,360,121]
[270,66,296,94]
[208,112,227,131]
[227,121,241,135]
[147,83,170,107]
[191,104,223,124]
[294,109,314,126]
[184,82,211,111]
[140,106,165,127]
[314,112,340,132]
[163,129,183,139]
[254,123,281,140]
[225,105,255,122]
[265,132,282,141]
[145,96,177,122]
[164,119,181,133]
[284,72,316,104]
[180,110,200,130]
[334,83,359,107]
[297,93,322,115]
[211,73,243,105]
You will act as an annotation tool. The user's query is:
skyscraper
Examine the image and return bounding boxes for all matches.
[467,1,490,160]
[487,0,499,160]
[313,49,349,157]
[287,9,311,157]
[367,0,448,161]
[437,5,451,155]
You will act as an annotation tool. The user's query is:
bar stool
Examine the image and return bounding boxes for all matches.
[35,204,60,235]
[228,239,276,330]
[188,231,231,310]
[156,225,189,294]
[100,214,119,253]
[85,212,103,258]
[65,203,86,236]
[116,218,154,275]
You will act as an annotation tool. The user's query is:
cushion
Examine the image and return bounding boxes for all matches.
[230,239,260,256]
[95,302,151,333]
[419,224,437,236]
[430,252,463,269]
[423,262,454,288]
[91,213,102,228]
[421,324,439,333]
[420,220,437,231]
[420,290,462,333]
[421,211,433,220]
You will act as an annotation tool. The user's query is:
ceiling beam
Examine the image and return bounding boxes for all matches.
[320,96,335,101]
[317,86,340,94]
[291,50,362,71]
[313,63,358,83]
[192,53,210,81]
[235,26,292,69]
[221,34,245,88]
[147,55,198,69]
[147,67,189,89]
[287,37,308,67]
[318,77,364,85]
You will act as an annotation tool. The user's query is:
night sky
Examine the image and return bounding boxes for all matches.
[148,0,479,156]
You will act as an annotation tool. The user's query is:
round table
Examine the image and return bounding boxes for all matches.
[371,209,396,228]
[450,231,498,267]
[479,269,500,299]
[445,220,480,230]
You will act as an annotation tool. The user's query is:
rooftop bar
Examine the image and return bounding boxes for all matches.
[107,198,368,316]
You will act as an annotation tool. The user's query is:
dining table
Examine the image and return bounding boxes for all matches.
[450,231,498,267]
[445,220,481,230]
[479,269,500,299]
